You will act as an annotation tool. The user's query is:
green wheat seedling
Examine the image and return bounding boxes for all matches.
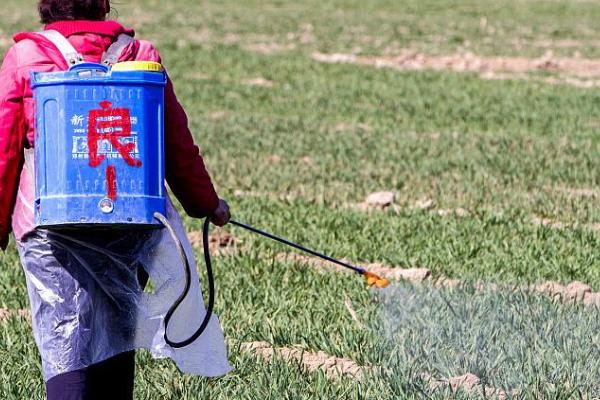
[1,0,599,398]
[376,283,600,398]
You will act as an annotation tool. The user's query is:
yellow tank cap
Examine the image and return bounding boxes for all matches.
[111,61,163,72]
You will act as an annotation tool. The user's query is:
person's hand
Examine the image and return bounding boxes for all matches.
[210,199,231,226]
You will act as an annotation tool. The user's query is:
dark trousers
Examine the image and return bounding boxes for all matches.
[45,351,136,400]
[40,231,151,400]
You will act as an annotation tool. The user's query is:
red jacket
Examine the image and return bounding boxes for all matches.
[0,20,219,250]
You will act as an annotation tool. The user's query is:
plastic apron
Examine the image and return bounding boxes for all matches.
[18,159,232,381]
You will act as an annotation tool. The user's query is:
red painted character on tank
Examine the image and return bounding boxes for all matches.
[87,100,142,200]
[87,100,141,167]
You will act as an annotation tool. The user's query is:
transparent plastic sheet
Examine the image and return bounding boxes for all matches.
[17,200,233,381]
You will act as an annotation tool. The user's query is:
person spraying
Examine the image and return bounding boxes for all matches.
[0,0,232,398]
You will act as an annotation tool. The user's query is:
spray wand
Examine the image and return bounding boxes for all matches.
[229,220,390,289]
[159,215,390,349]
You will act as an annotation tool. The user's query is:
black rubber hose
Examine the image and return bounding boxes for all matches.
[154,213,215,349]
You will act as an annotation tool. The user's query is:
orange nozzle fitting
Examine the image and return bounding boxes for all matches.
[363,271,390,289]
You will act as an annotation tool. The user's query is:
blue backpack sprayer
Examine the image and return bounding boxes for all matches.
[31,31,389,350]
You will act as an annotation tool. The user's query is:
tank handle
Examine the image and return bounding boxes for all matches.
[68,62,110,76]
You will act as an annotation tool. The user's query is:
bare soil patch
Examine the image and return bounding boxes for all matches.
[244,42,296,55]
[541,75,600,88]
[419,205,469,217]
[240,339,518,394]
[278,252,431,283]
[207,110,228,120]
[240,341,369,380]
[535,281,600,306]
[367,263,431,283]
[532,215,600,233]
[365,191,396,209]
[312,50,600,85]
[233,189,262,198]
[348,194,470,218]
[427,373,516,399]
[267,154,282,163]
[412,197,435,211]
[242,77,274,88]
[300,156,314,165]
[550,186,599,199]
[187,230,238,255]
[333,123,372,133]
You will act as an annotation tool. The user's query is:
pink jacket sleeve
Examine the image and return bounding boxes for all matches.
[163,75,220,218]
[132,41,220,218]
[0,46,26,250]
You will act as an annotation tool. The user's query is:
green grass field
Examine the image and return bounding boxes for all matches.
[1,0,599,398]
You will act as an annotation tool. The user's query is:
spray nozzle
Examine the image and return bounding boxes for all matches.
[364,271,390,289]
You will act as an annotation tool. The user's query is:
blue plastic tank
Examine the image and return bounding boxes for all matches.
[31,62,167,228]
